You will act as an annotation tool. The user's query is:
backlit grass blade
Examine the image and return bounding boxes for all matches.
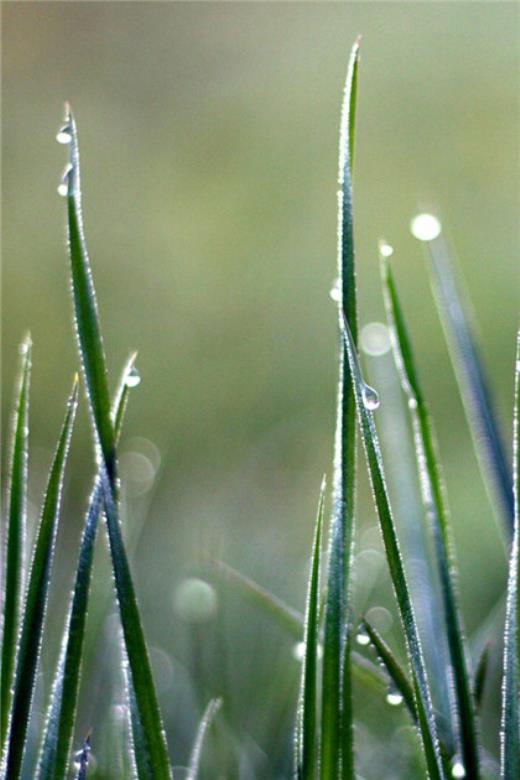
[381,252,481,777]
[321,38,360,780]
[295,478,325,779]
[36,356,136,780]
[340,317,445,780]
[1,335,31,751]
[187,698,222,780]
[500,330,519,779]
[425,233,513,538]
[63,106,171,778]
[474,642,491,710]
[2,377,78,779]
[361,619,417,723]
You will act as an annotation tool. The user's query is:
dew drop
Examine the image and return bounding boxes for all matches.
[356,629,370,646]
[125,366,141,388]
[379,241,394,258]
[451,758,466,779]
[329,277,341,303]
[362,383,380,411]
[56,124,72,144]
[410,213,442,242]
[292,641,305,661]
[386,689,404,707]
[57,163,73,197]
[407,397,418,410]
[360,322,391,357]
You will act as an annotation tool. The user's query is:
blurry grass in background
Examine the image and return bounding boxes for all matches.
[2,2,519,777]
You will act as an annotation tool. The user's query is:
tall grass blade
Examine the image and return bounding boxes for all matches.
[36,357,136,780]
[321,37,360,780]
[2,378,78,779]
[63,106,171,778]
[381,252,480,777]
[500,330,520,778]
[426,234,514,538]
[473,642,491,710]
[1,335,31,751]
[295,478,325,779]
[340,317,445,779]
[187,698,222,780]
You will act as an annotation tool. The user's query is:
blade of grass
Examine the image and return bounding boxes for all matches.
[381,252,481,777]
[321,37,360,780]
[2,377,78,779]
[73,734,91,780]
[340,316,445,779]
[186,698,222,780]
[500,330,519,778]
[425,233,514,538]
[1,335,31,752]
[62,105,171,778]
[36,356,136,780]
[295,478,325,779]
[473,642,491,710]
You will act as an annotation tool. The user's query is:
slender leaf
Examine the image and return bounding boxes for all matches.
[500,330,520,778]
[321,38,360,780]
[187,698,222,780]
[381,252,480,777]
[63,106,171,778]
[426,234,513,538]
[295,478,325,779]
[1,335,31,751]
[474,642,491,710]
[36,356,136,780]
[340,317,445,779]
[3,377,78,779]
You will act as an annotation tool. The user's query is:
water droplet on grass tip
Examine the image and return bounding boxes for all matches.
[410,213,442,242]
[125,366,141,388]
[451,759,466,778]
[356,629,370,646]
[379,241,394,258]
[362,383,380,411]
[56,124,72,144]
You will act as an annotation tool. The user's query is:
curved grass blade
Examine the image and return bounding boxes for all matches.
[425,233,513,538]
[361,619,417,723]
[62,105,170,778]
[500,330,519,779]
[187,698,222,780]
[36,356,136,780]
[2,377,78,779]
[340,317,445,779]
[381,252,480,777]
[321,37,360,780]
[295,478,325,779]
[1,335,31,751]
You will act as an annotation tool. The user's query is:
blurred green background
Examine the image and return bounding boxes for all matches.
[2,2,519,777]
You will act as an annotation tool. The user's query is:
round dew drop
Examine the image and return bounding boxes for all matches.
[386,690,404,707]
[451,759,466,779]
[125,366,141,388]
[329,278,341,303]
[356,629,370,646]
[56,125,72,144]
[379,241,394,258]
[362,383,380,411]
[360,322,391,357]
[410,213,442,242]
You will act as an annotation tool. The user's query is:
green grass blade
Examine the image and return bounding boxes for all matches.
[63,107,170,778]
[295,478,325,779]
[321,38,360,780]
[340,317,445,780]
[2,378,78,779]
[36,356,137,780]
[500,330,520,779]
[187,698,222,780]
[473,642,491,710]
[381,252,480,777]
[1,335,31,751]
[425,234,514,538]
[361,619,417,723]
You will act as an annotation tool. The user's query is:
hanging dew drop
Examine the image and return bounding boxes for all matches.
[379,240,394,258]
[125,366,141,388]
[386,690,404,707]
[329,277,341,303]
[56,124,72,144]
[356,629,370,646]
[450,759,466,779]
[362,383,380,411]
[410,213,442,242]
[57,163,73,197]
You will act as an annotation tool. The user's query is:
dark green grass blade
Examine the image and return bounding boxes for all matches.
[381,253,481,777]
[1,335,31,751]
[187,698,222,780]
[426,234,513,538]
[340,318,445,780]
[3,378,78,779]
[361,619,417,723]
[473,642,491,710]
[500,330,519,779]
[36,357,136,780]
[63,106,170,778]
[295,478,325,779]
[321,38,360,780]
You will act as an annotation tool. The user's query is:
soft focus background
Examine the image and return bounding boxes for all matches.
[2,2,519,777]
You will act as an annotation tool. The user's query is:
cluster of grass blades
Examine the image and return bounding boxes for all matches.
[0,108,219,778]
[0,36,517,780]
